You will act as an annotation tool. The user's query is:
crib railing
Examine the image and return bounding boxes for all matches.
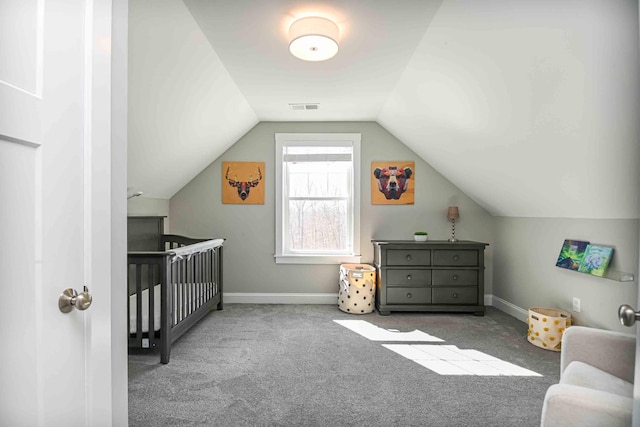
[162,234,207,250]
[128,236,224,363]
[168,239,224,337]
[127,252,168,353]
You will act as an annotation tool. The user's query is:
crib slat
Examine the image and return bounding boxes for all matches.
[172,257,177,326]
[188,256,192,315]
[197,254,201,310]
[218,246,224,309]
[208,249,213,298]
[180,258,185,321]
[176,259,181,323]
[183,258,187,320]
[188,256,193,315]
[129,237,224,365]
[160,254,170,364]
[149,263,156,348]
[214,248,220,296]
[210,249,214,298]
[194,255,199,311]
[181,257,186,321]
[135,265,143,343]
[127,264,132,337]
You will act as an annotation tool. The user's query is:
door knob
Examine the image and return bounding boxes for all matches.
[618,304,640,327]
[59,286,93,313]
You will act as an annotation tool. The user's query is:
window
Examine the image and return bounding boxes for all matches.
[275,133,361,264]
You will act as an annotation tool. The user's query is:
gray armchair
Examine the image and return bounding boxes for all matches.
[540,326,636,426]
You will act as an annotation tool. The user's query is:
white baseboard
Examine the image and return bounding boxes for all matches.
[484,294,492,306]
[487,295,529,323]
[225,292,338,305]
[225,292,529,323]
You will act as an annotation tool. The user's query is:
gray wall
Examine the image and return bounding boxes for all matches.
[170,121,495,295]
[168,120,639,333]
[127,197,170,232]
[493,217,639,332]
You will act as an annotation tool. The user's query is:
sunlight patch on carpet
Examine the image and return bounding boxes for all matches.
[333,320,444,342]
[383,344,542,376]
[334,320,542,377]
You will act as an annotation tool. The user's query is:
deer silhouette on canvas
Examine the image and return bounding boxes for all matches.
[225,166,263,201]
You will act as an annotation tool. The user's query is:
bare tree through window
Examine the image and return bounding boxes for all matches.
[275,133,361,263]
[287,161,349,251]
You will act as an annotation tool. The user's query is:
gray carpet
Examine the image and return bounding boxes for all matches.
[129,304,560,426]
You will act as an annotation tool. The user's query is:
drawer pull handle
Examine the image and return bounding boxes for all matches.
[407,274,412,281]
[406,293,412,299]
[452,293,458,298]
[453,255,460,261]
[406,254,412,261]
[452,275,458,281]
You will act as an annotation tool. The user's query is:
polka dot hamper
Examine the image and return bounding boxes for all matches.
[338,264,376,314]
[527,307,572,351]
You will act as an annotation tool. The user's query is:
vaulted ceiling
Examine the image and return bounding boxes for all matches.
[128,0,640,219]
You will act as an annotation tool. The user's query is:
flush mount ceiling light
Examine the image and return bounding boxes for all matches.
[289,16,339,62]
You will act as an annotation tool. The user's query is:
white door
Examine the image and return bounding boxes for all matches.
[632,2,640,425]
[0,1,127,426]
[634,241,640,425]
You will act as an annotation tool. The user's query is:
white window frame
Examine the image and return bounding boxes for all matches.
[275,133,361,265]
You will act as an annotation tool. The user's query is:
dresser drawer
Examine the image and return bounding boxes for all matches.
[386,269,431,286]
[433,250,478,266]
[372,240,487,315]
[387,249,431,266]
[432,270,478,286]
[432,287,477,304]
[387,287,431,304]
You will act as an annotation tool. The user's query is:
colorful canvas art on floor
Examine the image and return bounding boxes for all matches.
[555,239,590,271]
[578,245,614,277]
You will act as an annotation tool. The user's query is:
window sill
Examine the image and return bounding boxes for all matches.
[274,254,362,265]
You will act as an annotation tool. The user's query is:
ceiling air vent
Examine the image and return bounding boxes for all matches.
[289,103,319,111]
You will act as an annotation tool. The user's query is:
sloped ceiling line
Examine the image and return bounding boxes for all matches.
[129,0,639,219]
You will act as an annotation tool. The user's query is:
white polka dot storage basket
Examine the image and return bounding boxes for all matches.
[338,264,376,314]
[527,307,572,351]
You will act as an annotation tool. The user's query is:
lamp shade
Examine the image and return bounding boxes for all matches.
[289,17,339,61]
[447,206,460,221]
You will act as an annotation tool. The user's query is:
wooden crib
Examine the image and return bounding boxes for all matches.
[128,234,224,364]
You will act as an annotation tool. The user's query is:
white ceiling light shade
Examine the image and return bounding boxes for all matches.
[289,16,339,61]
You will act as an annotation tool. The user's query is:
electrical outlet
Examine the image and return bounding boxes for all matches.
[573,297,581,313]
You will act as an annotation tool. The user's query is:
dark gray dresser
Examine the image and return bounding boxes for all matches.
[372,240,488,316]
[127,216,165,251]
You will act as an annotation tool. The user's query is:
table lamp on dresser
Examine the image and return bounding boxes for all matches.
[447,206,460,242]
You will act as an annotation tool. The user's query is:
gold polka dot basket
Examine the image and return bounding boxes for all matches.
[527,307,572,351]
[338,264,377,314]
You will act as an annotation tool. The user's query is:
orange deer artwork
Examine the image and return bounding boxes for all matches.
[222,162,265,204]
